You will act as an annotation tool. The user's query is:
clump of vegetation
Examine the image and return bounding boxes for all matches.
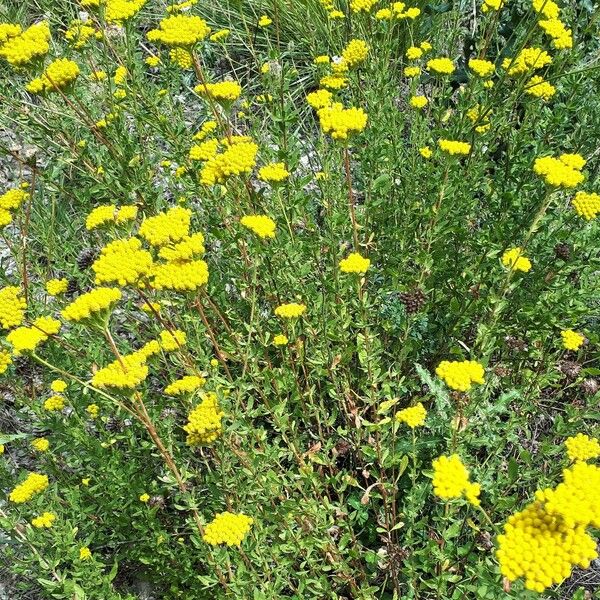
[0,0,598,598]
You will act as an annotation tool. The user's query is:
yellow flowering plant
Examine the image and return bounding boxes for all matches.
[0,0,598,598]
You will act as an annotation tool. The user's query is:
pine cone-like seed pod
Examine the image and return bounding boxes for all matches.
[77,248,98,271]
[554,243,570,260]
[581,378,599,396]
[148,495,166,509]
[399,289,426,314]
[66,278,79,296]
[105,417,123,433]
[558,360,581,379]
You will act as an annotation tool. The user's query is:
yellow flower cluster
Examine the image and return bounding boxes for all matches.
[92,349,152,389]
[195,81,242,103]
[158,232,205,261]
[24,58,79,94]
[349,0,377,11]
[92,238,153,286]
[539,18,572,49]
[438,139,471,156]
[0,286,26,329]
[139,207,191,246]
[203,511,253,546]
[105,0,146,24]
[44,395,65,411]
[498,462,600,592]
[258,15,272,27]
[467,106,490,133]
[572,191,600,220]
[307,89,333,110]
[189,139,220,161]
[427,57,455,75]
[46,278,68,296]
[318,103,368,141]
[320,74,347,90]
[482,0,505,11]
[166,0,198,12]
[64,19,100,49]
[32,438,50,452]
[273,334,288,346]
[409,95,428,109]
[152,260,209,291]
[147,15,210,46]
[258,162,290,183]
[432,454,480,505]
[9,472,49,503]
[468,58,495,78]
[534,154,585,188]
[184,392,224,445]
[503,47,552,76]
[86,204,138,229]
[436,360,485,392]
[339,252,370,274]
[395,402,427,428]
[6,317,61,355]
[240,215,276,239]
[0,187,27,227]
[200,141,258,185]
[375,2,420,19]
[51,379,67,392]
[525,75,556,101]
[87,404,100,418]
[31,512,56,528]
[501,247,532,272]
[62,287,121,322]
[565,434,600,462]
[165,375,205,395]
[275,303,307,318]
[561,329,584,351]
[194,121,217,141]
[159,329,186,351]
[0,21,50,67]
[79,547,92,560]
[341,39,368,68]
[0,24,21,44]
[0,350,12,374]
[210,29,230,43]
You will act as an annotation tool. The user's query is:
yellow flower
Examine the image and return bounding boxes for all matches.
[419,146,432,159]
[203,511,253,546]
[561,329,584,351]
[210,29,230,43]
[50,379,67,393]
[501,247,532,273]
[404,66,421,77]
[147,14,210,46]
[139,207,191,246]
[258,16,272,27]
[427,57,455,75]
[46,278,69,296]
[395,403,427,428]
[341,39,369,68]
[140,493,150,502]
[165,375,205,395]
[565,434,600,462]
[145,55,160,67]
[339,252,370,274]
[104,0,146,24]
[468,58,494,78]
[307,89,333,110]
[32,438,50,452]
[9,472,49,503]
[240,215,276,239]
[31,512,56,528]
[62,287,122,322]
[275,303,306,318]
[184,392,224,445]
[273,334,288,346]
[86,404,100,418]
[200,142,258,185]
[409,95,428,109]
[572,191,600,221]
[436,360,485,392]
[0,22,51,67]
[432,454,480,505]
[534,154,585,188]
[525,75,556,101]
[0,286,27,329]
[44,395,65,411]
[318,102,368,141]
[79,547,92,560]
[438,139,471,156]
[258,162,290,184]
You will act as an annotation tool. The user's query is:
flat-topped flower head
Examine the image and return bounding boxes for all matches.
[200,141,258,185]
[468,58,494,78]
[341,39,368,68]
[240,215,276,239]
[46,278,68,296]
[62,287,121,322]
[561,329,584,351]
[139,207,191,246]
[339,252,370,274]
[9,472,49,503]
[104,0,146,24]
[164,375,205,396]
[534,154,585,188]
[147,14,210,46]
[258,162,290,184]
[409,95,428,109]
[572,191,600,220]
[432,454,480,505]
[438,139,471,156]
[482,0,505,12]
[184,392,224,445]
[31,512,56,528]
[307,89,333,110]
[194,81,242,104]
[0,21,51,67]
[0,286,26,329]
[203,511,253,546]
[92,238,153,286]
[565,434,600,462]
[318,102,367,141]
[501,247,532,272]
[436,359,485,391]
[427,57,455,75]
[503,47,552,76]
[525,76,556,101]
[26,58,79,94]
[395,403,427,428]
[275,303,306,318]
